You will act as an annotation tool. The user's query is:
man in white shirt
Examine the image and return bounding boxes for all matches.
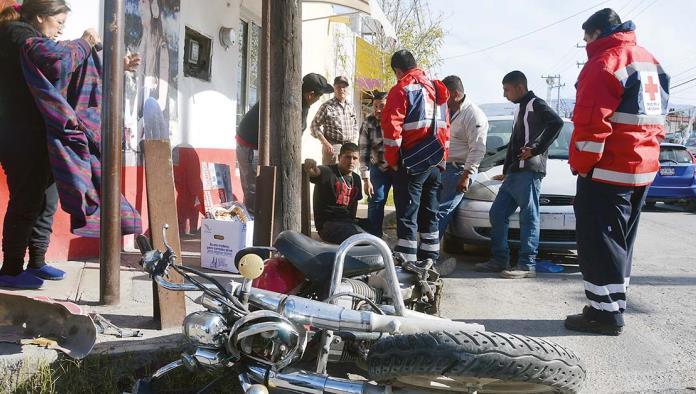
[436,75,489,275]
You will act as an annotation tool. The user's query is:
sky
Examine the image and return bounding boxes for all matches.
[425,0,696,107]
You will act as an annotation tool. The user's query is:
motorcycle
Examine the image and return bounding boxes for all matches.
[238,229,444,316]
[133,225,586,394]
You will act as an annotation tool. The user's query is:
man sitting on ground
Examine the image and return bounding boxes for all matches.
[305,143,366,244]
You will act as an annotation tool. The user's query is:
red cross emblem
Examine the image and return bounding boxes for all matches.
[644,75,659,101]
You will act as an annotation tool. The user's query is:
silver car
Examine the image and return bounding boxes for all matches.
[446,116,577,251]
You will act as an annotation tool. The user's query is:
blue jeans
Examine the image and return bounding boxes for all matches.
[366,164,393,237]
[393,166,442,262]
[489,171,543,267]
[437,163,476,239]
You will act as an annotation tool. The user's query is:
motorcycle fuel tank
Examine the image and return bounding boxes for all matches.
[252,257,305,295]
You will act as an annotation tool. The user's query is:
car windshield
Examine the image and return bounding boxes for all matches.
[479,119,573,171]
[659,146,693,164]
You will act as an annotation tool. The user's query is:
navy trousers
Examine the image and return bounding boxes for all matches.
[393,166,441,262]
[574,175,648,326]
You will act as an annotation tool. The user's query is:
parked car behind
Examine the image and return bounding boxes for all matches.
[446,116,577,252]
[645,143,696,208]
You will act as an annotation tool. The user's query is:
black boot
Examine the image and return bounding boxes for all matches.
[564,306,623,336]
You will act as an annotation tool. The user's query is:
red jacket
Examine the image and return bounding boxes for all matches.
[381,68,450,168]
[570,25,669,186]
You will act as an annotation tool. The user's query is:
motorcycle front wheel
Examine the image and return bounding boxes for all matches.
[367,330,585,394]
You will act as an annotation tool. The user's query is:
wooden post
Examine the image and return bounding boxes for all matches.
[269,0,302,237]
[254,166,276,247]
[100,0,125,305]
[259,0,271,167]
[301,168,311,236]
[253,0,276,247]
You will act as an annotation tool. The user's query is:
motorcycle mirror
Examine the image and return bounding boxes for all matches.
[238,254,264,280]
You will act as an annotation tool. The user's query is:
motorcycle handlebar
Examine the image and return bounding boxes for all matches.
[136,235,152,254]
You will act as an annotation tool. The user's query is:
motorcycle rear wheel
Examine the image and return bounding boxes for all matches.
[367,330,585,394]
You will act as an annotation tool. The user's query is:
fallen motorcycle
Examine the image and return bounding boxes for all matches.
[239,229,444,316]
[133,226,586,393]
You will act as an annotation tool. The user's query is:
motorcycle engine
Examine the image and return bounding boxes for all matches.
[367,263,443,316]
[367,266,417,301]
[332,278,382,309]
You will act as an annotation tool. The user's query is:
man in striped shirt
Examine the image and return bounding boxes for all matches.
[311,76,359,165]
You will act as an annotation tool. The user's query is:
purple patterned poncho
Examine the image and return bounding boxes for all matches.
[20,37,142,237]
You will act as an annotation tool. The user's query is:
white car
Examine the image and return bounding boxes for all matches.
[446,116,577,251]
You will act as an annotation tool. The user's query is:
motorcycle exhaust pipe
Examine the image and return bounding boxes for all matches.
[244,364,390,394]
[233,284,485,335]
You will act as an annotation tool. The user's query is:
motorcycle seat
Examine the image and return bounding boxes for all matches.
[274,230,385,284]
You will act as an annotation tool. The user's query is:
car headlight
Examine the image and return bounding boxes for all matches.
[463,174,500,202]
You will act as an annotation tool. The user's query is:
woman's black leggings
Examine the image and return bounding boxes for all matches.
[0,146,57,276]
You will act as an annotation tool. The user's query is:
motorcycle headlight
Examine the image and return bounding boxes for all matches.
[463,178,499,202]
[226,310,304,370]
[183,311,228,348]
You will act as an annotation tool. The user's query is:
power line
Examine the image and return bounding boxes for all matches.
[671,77,696,91]
[672,65,696,79]
[623,0,649,18]
[549,45,579,71]
[630,0,658,19]
[442,0,611,60]
[672,72,696,87]
[616,0,637,14]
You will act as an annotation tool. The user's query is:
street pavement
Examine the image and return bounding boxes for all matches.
[1,204,694,393]
[438,203,696,393]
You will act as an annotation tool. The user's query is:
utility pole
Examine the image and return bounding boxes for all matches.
[100,0,125,305]
[269,0,302,237]
[541,74,565,114]
[576,43,586,69]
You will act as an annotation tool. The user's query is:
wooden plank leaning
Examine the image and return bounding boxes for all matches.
[142,139,187,329]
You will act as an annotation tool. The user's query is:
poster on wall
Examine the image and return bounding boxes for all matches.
[124,0,181,166]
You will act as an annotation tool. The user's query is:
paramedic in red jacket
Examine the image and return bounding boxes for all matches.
[566,8,669,336]
[381,50,450,265]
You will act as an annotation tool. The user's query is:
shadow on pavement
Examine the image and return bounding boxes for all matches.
[453,318,589,338]
[630,275,696,286]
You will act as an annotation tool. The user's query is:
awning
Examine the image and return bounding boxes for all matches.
[304,0,370,14]
[303,0,396,40]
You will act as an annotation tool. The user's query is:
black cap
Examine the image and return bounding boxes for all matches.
[334,76,350,87]
[303,73,334,95]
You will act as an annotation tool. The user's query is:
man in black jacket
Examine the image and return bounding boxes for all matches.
[475,71,563,278]
[236,73,334,214]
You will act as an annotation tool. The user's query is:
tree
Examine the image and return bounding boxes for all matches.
[366,0,445,87]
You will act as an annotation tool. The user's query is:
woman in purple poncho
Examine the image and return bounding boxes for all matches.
[0,0,102,289]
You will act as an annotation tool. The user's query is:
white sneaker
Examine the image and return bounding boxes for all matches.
[500,268,536,279]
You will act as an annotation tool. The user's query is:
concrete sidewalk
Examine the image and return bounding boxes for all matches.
[0,205,394,391]
[0,255,240,390]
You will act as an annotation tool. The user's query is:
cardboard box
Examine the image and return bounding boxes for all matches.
[200,162,234,211]
[200,218,254,273]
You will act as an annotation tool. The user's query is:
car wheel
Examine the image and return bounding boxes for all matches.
[687,200,696,212]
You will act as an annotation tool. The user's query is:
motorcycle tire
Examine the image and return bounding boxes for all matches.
[367,330,585,394]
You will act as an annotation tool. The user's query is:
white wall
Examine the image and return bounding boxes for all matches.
[301,3,339,164]
[62,0,103,40]
[65,0,355,157]
[177,0,242,150]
